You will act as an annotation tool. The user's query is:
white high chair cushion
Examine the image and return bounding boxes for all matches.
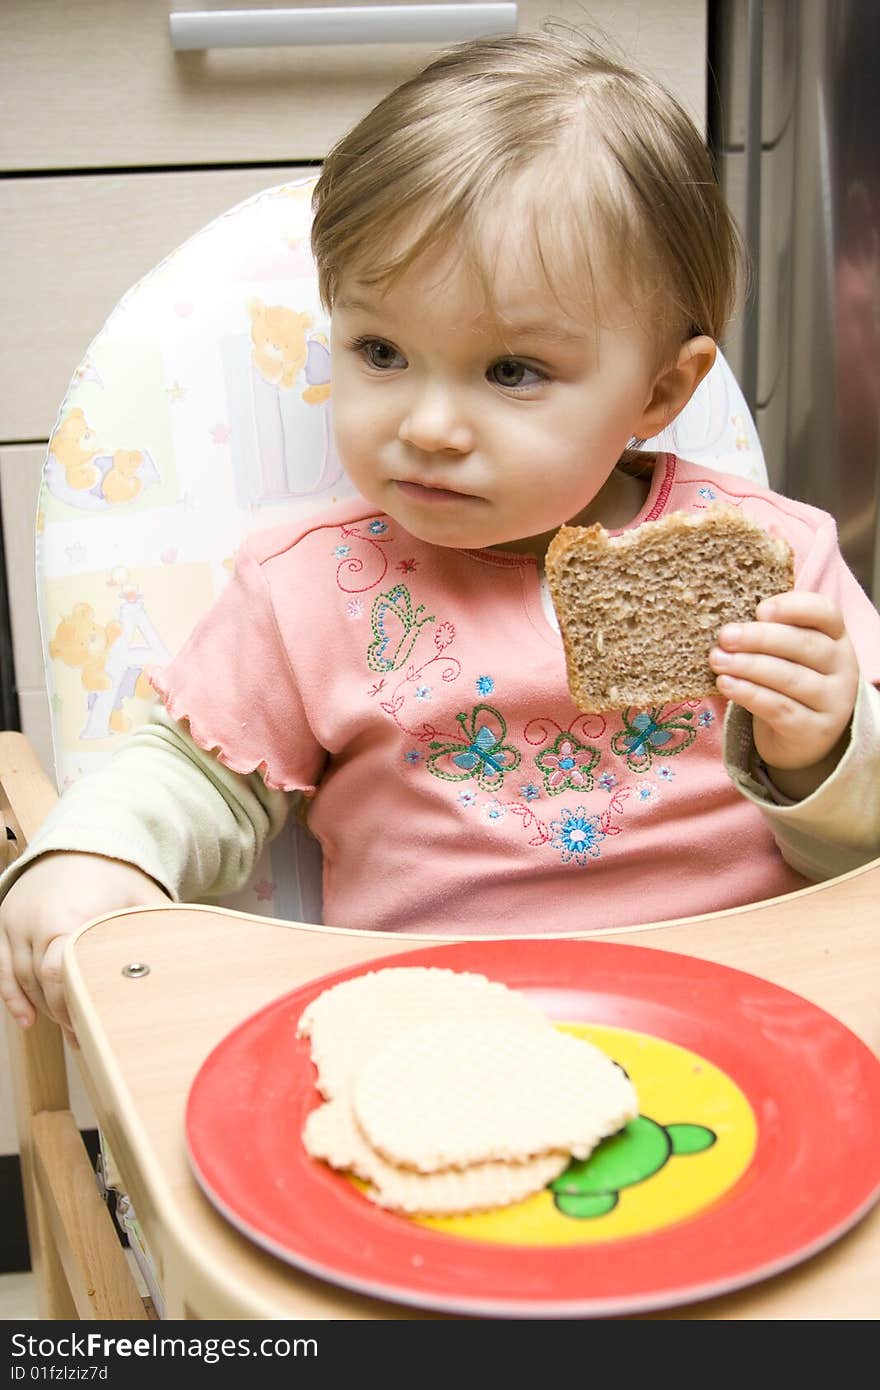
[36,176,767,924]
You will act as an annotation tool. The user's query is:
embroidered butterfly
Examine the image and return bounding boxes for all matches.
[366,584,435,673]
[609,707,698,773]
[427,703,522,790]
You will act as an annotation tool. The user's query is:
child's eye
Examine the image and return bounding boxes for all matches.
[350,337,407,370]
[488,358,545,390]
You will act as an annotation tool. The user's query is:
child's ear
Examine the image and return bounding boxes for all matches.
[636,336,717,437]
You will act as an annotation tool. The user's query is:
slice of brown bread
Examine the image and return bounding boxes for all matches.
[545,504,794,713]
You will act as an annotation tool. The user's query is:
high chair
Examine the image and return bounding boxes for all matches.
[6,176,877,1322]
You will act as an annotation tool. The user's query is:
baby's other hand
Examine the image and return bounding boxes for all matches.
[0,852,169,1047]
[709,591,859,795]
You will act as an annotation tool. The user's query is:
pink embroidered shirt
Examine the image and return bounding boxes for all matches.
[149,455,880,935]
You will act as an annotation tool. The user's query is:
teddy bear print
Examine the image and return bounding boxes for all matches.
[101,449,144,504]
[50,603,121,694]
[248,298,312,389]
[48,408,101,491]
[47,408,158,508]
[49,603,151,732]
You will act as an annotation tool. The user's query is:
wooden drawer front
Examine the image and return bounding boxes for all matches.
[0,445,44,692]
[0,166,308,442]
[2,0,705,171]
[0,445,55,779]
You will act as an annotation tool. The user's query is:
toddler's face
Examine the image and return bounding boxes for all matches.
[329,226,663,556]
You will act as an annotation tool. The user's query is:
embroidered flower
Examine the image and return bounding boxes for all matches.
[698,487,718,501]
[397,558,417,574]
[657,765,675,781]
[368,519,388,535]
[520,783,541,801]
[435,621,456,650]
[536,733,601,796]
[414,684,433,702]
[333,544,352,558]
[476,675,495,695]
[482,799,507,825]
[637,784,658,802]
[346,598,364,619]
[457,790,477,808]
[550,806,606,866]
[598,772,618,792]
[404,749,422,765]
[699,710,715,727]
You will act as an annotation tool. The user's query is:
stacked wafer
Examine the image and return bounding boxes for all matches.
[297,966,637,1216]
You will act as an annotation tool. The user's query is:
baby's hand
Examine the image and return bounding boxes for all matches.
[709,592,859,792]
[0,852,169,1047]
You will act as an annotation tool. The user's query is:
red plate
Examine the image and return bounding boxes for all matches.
[185,939,880,1317]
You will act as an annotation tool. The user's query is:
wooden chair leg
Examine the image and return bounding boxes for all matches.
[2,731,146,1318]
[32,1110,149,1319]
[6,1013,78,1319]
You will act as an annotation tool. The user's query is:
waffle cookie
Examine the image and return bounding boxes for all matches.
[298,966,638,1217]
[353,1017,637,1172]
[303,1091,569,1215]
[297,965,547,1099]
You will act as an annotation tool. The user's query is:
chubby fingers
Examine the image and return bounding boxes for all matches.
[710,593,856,696]
[0,928,36,1029]
[710,630,835,707]
[720,591,847,659]
[18,933,77,1046]
[708,591,860,768]
[750,591,848,642]
[0,927,76,1044]
[8,929,54,1025]
[40,935,78,1047]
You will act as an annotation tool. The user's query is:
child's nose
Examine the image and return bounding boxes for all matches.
[398,384,473,454]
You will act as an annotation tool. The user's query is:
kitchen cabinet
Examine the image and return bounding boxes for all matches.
[0,0,708,1247]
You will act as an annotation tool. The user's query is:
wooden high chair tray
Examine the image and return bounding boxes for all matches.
[184,938,880,1319]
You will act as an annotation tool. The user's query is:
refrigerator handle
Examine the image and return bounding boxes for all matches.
[169,6,519,50]
[741,0,764,415]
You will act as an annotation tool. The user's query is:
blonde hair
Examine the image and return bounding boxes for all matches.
[311,30,742,361]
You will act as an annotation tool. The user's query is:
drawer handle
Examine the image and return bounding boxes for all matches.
[169,5,518,50]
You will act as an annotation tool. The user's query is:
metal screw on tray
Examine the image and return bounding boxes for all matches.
[122,962,151,979]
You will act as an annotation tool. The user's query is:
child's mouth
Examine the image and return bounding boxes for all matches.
[395,479,477,504]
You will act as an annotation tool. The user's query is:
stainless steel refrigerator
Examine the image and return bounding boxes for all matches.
[712,0,880,604]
